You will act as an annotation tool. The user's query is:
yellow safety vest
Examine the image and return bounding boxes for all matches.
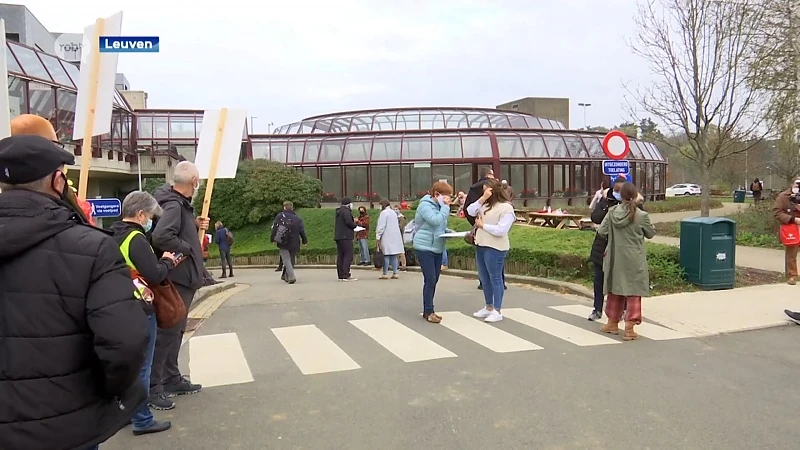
[119,230,152,301]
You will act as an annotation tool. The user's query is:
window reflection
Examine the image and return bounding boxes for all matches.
[61,61,81,87]
[409,165,431,199]
[6,46,21,73]
[10,45,51,81]
[432,164,454,187]
[169,116,198,139]
[371,139,401,160]
[304,140,321,162]
[350,116,372,132]
[582,136,604,158]
[572,164,587,197]
[389,165,402,200]
[496,135,525,158]
[8,77,27,118]
[462,136,493,158]
[153,116,169,138]
[467,114,490,128]
[553,164,564,196]
[521,135,548,158]
[509,164,525,206]
[454,164,471,195]
[525,164,540,198]
[319,140,344,162]
[397,114,420,130]
[55,90,76,141]
[563,137,587,157]
[507,114,528,129]
[403,137,432,160]
[345,166,369,200]
[544,136,568,157]
[251,143,269,159]
[371,165,389,201]
[138,116,153,138]
[372,114,395,131]
[38,54,72,87]
[524,116,543,129]
[420,114,439,130]
[431,135,460,159]
[270,141,288,162]
[443,112,469,128]
[343,139,371,161]
[320,167,342,202]
[287,140,304,163]
[487,113,511,128]
[28,82,55,120]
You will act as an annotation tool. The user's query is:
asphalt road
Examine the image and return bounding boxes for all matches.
[103,268,800,450]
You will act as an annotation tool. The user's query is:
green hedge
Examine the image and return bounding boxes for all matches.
[216,208,690,294]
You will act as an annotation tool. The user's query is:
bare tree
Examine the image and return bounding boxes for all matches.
[625,0,786,216]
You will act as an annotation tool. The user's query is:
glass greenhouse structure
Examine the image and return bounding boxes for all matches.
[252,107,667,207]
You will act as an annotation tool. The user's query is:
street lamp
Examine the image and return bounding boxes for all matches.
[577,103,592,129]
[268,121,274,134]
[135,147,147,191]
[250,116,258,133]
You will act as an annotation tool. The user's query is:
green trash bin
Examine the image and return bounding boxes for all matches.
[733,190,746,203]
[679,217,736,290]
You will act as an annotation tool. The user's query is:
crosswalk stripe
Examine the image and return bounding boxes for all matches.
[350,316,458,362]
[503,308,621,346]
[437,311,543,353]
[549,305,693,341]
[188,333,254,388]
[271,325,361,375]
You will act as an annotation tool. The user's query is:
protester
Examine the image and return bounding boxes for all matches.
[464,167,506,290]
[376,198,404,279]
[270,201,308,284]
[468,179,515,323]
[215,220,234,278]
[394,204,408,270]
[587,176,627,321]
[150,161,207,407]
[0,135,148,450]
[596,182,656,341]
[413,181,453,323]
[773,179,800,285]
[355,206,371,266]
[589,180,609,210]
[334,197,358,281]
[501,179,514,201]
[111,191,177,434]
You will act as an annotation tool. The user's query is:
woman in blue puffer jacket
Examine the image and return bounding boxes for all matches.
[412,181,453,323]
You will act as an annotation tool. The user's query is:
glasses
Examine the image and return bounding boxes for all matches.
[51,140,64,149]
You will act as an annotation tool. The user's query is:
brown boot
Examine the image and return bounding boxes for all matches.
[600,321,620,335]
[623,322,639,341]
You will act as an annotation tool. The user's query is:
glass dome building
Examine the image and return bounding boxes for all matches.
[249,107,667,207]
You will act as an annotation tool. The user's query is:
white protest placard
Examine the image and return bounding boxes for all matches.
[73,11,122,200]
[194,108,247,179]
[0,19,11,139]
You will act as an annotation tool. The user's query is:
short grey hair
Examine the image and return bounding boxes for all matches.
[172,161,199,185]
[122,190,162,218]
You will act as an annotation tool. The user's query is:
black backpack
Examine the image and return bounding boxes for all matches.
[225,229,234,246]
[273,212,293,245]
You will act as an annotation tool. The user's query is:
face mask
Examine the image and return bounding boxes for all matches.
[793,187,799,194]
[612,192,622,201]
[438,196,448,207]
[144,218,153,232]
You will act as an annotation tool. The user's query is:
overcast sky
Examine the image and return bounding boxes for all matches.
[16,0,653,133]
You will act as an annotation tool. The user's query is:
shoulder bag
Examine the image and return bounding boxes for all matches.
[151,278,187,329]
[780,223,800,247]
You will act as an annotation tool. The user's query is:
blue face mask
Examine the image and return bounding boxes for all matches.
[612,192,622,201]
[144,218,153,232]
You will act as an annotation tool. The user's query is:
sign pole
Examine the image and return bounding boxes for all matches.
[198,108,229,243]
[77,18,105,201]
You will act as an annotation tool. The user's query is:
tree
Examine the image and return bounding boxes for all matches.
[614,121,640,138]
[193,160,322,229]
[639,118,665,142]
[626,0,785,216]
[769,121,800,186]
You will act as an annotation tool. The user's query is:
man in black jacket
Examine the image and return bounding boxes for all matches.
[0,135,148,450]
[334,197,358,281]
[150,161,208,405]
[463,167,506,290]
[271,201,308,284]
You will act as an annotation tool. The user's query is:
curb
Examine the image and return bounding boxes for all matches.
[189,281,237,313]
[205,264,593,299]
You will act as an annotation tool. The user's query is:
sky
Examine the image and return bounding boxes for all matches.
[16,0,654,133]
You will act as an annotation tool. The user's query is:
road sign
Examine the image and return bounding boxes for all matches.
[602,130,630,160]
[610,173,633,184]
[87,198,121,217]
[602,160,630,176]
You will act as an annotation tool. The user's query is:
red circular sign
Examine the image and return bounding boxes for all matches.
[602,130,631,160]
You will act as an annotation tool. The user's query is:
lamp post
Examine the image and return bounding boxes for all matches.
[577,103,592,129]
[250,116,257,133]
[135,147,147,191]
[268,121,274,134]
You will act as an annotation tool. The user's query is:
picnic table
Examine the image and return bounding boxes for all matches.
[526,211,588,229]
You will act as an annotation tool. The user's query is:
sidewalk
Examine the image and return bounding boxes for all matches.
[648,202,745,224]
[649,235,784,273]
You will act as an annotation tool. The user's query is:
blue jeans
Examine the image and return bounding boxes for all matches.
[382,254,399,275]
[416,250,443,314]
[442,249,448,267]
[476,246,508,310]
[131,312,157,431]
[358,238,370,263]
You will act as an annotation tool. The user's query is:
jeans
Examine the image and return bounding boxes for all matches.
[382,254,399,275]
[358,238,370,264]
[592,262,605,313]
[442,249,448,267]
[220,248,233,274]
[335,239,354,279]
[132,312,157,430]
[416,250,443,314]
[151,284,194,392]
[476,246,507,310]
[279,248,296,281]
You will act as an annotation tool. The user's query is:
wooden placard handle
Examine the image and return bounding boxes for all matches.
[198,108,229,243]
[77,17,105,201]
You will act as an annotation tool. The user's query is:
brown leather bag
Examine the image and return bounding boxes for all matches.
[150,280,187,329]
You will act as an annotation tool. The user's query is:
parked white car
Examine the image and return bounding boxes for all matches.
[666,183,701,197]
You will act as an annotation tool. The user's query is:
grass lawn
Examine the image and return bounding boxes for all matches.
[218,208,780,295]
[554,196,724,217]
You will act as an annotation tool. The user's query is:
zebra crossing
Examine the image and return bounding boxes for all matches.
[186,304,693,387]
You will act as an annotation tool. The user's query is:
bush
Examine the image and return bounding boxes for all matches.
[193,160,322,229]
[221,208,690,294]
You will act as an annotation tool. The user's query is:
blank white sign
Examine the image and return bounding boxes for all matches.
[195,108,247,179]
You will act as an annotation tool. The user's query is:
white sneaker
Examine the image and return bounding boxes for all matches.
[484,310,503,323]
[473,307,492,318]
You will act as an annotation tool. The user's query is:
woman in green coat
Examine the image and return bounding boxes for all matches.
[596,182,656,341]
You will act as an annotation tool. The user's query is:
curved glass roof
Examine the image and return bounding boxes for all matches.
[272,107,566,135]
[251,130,665,164]
[6,41,132,111]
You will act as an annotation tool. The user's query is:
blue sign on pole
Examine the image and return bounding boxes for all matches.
[602,160,630,176]
[86,198,122,217]
[609,173,633,184]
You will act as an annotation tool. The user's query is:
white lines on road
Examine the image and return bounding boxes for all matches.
[437,312,543,353]
[503,308,621,346]
[350,317,458,362]
[188,332,254,388]
[271,324,361,375]
[549,305,692,341]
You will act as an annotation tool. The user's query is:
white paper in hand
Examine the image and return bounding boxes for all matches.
[354,226,366,232]
[439,231,469,238]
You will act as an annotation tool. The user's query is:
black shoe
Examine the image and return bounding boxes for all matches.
[220,273,227,279]
[785,309,800,324]
[288,279,296,284]
[164,376,202,397]
[477,284,483,290]
[229,272,234,277]
[133,420,172,436]
[274,267,282,272]
[504,284,508,290]
[147,393,175,411]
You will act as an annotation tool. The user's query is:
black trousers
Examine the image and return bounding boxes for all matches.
[336,239,354,279]
[593,262,604,313]
[150,283,195,393]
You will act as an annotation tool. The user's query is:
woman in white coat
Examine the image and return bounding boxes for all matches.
[376,198,405,279]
